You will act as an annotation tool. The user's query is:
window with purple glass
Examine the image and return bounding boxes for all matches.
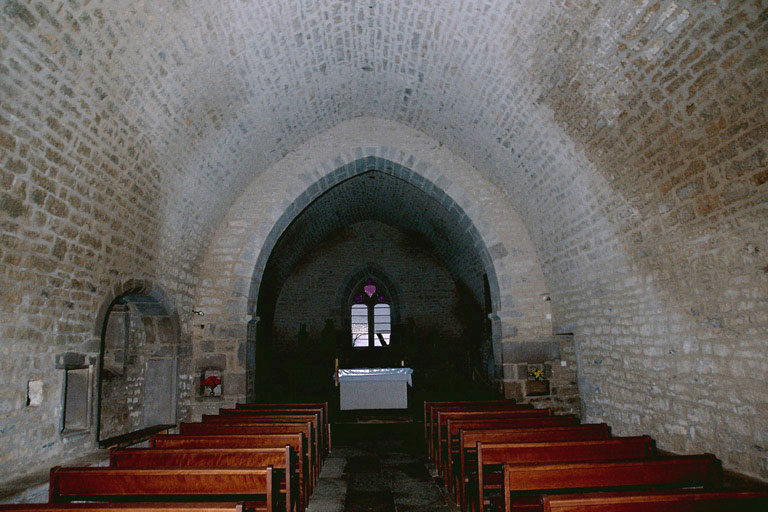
[351,278,391,348]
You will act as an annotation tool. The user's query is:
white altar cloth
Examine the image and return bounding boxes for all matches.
[336,368,413,410]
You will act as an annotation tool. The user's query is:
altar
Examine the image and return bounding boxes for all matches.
[336,368,413,410]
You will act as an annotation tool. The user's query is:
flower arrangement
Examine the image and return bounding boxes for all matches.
[528,368,545,381]
[201,375,221,396]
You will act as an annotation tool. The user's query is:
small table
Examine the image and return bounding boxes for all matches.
[337,368,413,410]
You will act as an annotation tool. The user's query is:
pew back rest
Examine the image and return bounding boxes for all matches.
[504,455,722,494]
[449,416,581,455]
[202,414,318,424]
[108,448,295,512]
[178,422,312,440]
[478,436,654,466]
[0,504,245,512]
[49,466,276,510]
[473,436,655,512]
[461,424,609,452]
[150,434,304,451]
[110,447,291,469]
[540,489,768,512]
[197,414,321,455]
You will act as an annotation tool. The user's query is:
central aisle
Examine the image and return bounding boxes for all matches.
[308,423,453,512]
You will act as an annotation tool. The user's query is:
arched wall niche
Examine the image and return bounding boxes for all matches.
[94,279,182,443]
[93,279,180,338]
[192,118,554,413]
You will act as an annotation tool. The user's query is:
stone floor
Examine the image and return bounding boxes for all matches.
[308,423,454,512]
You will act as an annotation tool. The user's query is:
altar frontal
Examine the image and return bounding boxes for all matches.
[336,368,413,410]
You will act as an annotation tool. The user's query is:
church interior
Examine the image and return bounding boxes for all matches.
[0,0,767,508]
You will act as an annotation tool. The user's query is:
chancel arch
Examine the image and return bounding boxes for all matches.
[256,166,502,400]
[193,120,553,408]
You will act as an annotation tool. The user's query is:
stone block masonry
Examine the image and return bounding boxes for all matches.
[0,0,765,488]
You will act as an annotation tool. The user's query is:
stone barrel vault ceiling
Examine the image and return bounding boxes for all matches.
[0,0,766,481]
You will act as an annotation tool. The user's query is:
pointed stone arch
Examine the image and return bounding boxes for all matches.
[193,119,552,404]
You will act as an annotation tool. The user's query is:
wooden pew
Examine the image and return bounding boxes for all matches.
[502,455,722,512]
[201,413,324,462]
[218,408,328,456]
[49,466,280,512]
[109,447,299,512]
[148,434,308,507]
[177,422,318,486]
[476,437,654,512]
[235,403,328,427]
[424,401,528,457]
[444,416,581,492]
[187,418,319,485]
[434,410,555,480]
[457,424,610,511]
[426,403,535,462]
[540,489,768,511]
[230,403,330,455]
[0,505,246,512]
[434,409,552,470]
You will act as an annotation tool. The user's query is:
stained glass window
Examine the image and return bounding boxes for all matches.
[351,304,369,347]
[373,304,391,346]
[350,278,391,348]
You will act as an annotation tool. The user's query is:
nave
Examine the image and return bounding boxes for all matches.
[2,399,768,512]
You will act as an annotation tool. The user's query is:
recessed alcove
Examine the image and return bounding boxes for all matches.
[254,169,496,406]
[96,287,181,444]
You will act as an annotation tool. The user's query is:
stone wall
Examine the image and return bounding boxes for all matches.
[0,5,203,485]
[1,0,765,484]
[523,3,768,478]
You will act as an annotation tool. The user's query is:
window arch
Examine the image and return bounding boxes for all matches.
[351,278,391,348]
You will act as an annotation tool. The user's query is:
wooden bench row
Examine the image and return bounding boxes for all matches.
[423,400,768,512]
[1,402,330,512]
